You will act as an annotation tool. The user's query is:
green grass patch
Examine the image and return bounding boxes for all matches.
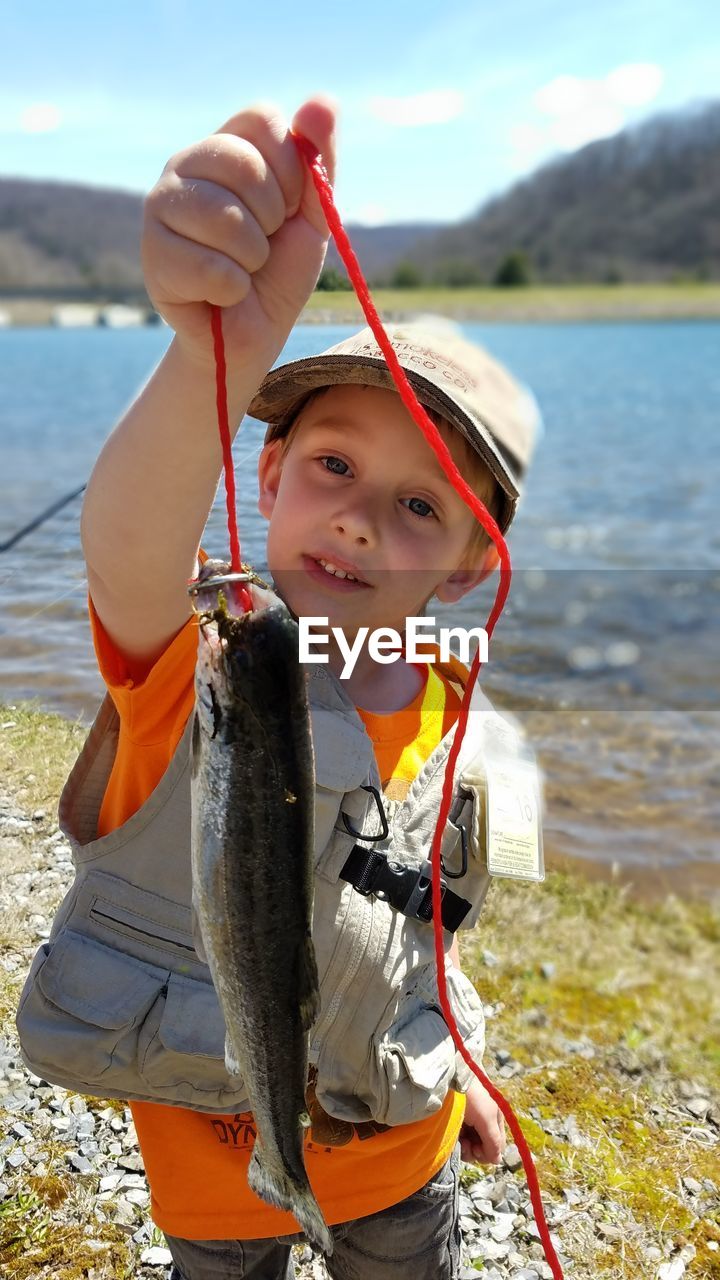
[303,282,720,323]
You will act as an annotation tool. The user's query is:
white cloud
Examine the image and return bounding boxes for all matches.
[20,103,62,133]
[368,90,465,127]
[349,202,389,226]
[514,62,665,159]
[605,63,664,107]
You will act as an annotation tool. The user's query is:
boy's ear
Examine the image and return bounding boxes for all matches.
[257,439,284,520]
[433,544,501,604]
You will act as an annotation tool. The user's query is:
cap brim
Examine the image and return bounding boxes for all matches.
[248,353,521,534]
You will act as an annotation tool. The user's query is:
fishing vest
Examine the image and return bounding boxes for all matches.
[15,660,538,1127]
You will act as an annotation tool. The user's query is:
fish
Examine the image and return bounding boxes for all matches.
[189,559,332,1256]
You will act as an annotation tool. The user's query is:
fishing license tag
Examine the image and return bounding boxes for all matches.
[485,756,544,882]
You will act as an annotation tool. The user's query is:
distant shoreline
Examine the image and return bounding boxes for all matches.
[1,283,720,328]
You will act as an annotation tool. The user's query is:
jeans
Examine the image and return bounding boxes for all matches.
[165,1143,461,1280]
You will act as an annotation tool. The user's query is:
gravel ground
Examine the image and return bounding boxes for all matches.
[1,796,718,1280]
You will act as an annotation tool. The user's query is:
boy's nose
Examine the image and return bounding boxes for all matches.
[331,501,377,547]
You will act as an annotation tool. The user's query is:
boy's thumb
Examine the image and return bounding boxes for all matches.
[291,96,338,231]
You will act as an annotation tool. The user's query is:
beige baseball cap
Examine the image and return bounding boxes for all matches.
[248,319,542,533]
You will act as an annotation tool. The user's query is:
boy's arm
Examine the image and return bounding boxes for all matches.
[81,99,336,666]
[449,937,506,1164]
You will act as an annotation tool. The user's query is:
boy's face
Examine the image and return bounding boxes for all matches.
[257,384,497,636]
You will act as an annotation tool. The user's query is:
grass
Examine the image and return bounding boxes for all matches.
[463,873,720,1277]
[302,281,720,322]
[1,701,719,1278]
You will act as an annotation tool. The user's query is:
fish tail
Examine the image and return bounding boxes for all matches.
[247,1145,333,1256]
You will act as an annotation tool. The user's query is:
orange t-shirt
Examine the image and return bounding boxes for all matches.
[90,601,468,1240]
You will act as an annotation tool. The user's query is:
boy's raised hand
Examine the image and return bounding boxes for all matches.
[142,97,337,370]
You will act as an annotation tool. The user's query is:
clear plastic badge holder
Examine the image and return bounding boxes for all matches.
[460,713,545,883]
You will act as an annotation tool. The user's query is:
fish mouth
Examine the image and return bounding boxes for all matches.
[303,554,373,591]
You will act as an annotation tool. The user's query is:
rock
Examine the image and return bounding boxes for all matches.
[597,1223,623,1240]
[118,1153,144,1172]
[67,1152,93,1174]
[112,1198,138,1226]
[503,1143,523,1172]
[539,962,556,980]
[682,1176,703,1195]
[482,949,499,967]
[488,1179,508,1205]
[489,1216,515,1242]
[125,1187,150,1205]
[140,1246,173,1266]
[495,1049,512,1066]
[658,1259,686,1280]
[507,1250,527,1267]
[491,1198,511,1214]
[685,1097,709,1118]
[6,1150,27,1168]
[99,1173,124,1192]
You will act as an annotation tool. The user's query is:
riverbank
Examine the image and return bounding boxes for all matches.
[303,282,720,324]
[2,283,720,328]
[1,703,719,1279]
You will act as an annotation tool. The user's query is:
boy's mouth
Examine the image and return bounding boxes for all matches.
[302,554,372,591]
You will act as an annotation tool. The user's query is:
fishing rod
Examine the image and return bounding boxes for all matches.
[0,484,87,553]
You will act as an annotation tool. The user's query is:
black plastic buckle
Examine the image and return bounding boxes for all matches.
[344,848,444,922]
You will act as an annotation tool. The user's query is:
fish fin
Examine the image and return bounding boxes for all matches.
[247,1144,333,1256]
[191,906,208,965]
[224,1035,243,1078]
[297,933,320,1034]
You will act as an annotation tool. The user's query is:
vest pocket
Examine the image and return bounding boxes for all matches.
[16,930,165,1086]
[16,931,249,1111]
[138,972,247,1104]
[369,1000,456,1126]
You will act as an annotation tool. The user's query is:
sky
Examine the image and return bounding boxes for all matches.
[1,0,719,224]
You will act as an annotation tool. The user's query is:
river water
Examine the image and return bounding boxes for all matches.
[1,320,718,892]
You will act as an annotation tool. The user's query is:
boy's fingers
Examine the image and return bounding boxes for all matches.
[291,95,337,187]
[170,143,288,239]
[290,95,338,235]
[212,102,307,222]
[150,175,273,275]
[144,223,252,308]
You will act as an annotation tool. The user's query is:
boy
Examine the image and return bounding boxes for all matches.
[17,98,541,1279]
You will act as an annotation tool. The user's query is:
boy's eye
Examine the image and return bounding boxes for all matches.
[320,455,349,475]
[404,496,436,519]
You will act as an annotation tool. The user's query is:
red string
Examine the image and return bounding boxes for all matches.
[209,304,253,613]
[292,131,564,1280]
[207,134,563,1279]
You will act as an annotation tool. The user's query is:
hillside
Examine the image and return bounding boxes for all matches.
[0,177,432,298]
[1,98,719,294]
[0,179,145,293]
[411,99,720,285]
